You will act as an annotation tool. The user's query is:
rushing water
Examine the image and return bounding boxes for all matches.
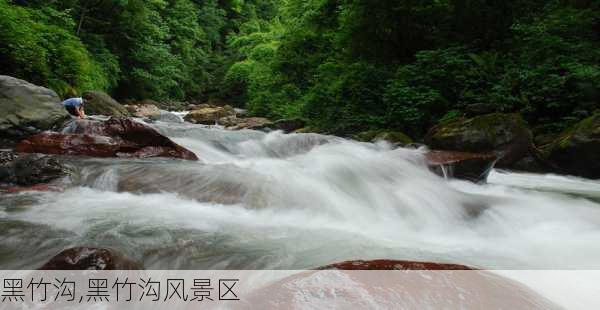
[1,119,600,270]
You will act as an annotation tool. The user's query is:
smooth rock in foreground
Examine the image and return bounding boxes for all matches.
[240,260,560,310]
[40,247,141,270]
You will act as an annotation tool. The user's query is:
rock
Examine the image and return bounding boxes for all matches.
[542,113,600,179]
[156,100,186,111]
[125,101,161,118]
[148,110,183,123]
[184,105,236,125]
[294,127,321,134]
[228,117,273,130]
[16,118,198,161]
[234,108,248,117]
[425,150,498,183]
[425,113,533,167]
[217,115,241,127]
[0,75,68,144]
[5,184,64,193]
[509,152,548,173]
[272,118,306,133]
[355,130,413,145]
[83,91,131,117]
[319,259,473,270]
[218,115,278,131]
[0,151,71,186]
[242,261,560,310]
[40,247,141,270]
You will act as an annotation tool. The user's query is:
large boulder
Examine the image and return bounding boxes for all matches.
[83,91,130,117]
[425,150,497,183]
[542,113,600,179]
[241,260,560,310]
[184,105,236,125]
[16,118,198,160]
[0,76,67,144]
[425,113,533,167]
[40,247,141,270]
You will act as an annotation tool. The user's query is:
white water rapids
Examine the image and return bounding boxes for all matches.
[1,120,600,270]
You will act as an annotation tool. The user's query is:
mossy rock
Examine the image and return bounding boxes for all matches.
[355,130,413,145]
[83,91,131,117]
[542,113,600,179]
[0,75,68,143]
[425,113,533,166]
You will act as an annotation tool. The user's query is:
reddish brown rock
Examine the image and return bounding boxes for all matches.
[16,118,198,161]
[5,184,64,193]
[425,150,497,183]
[319,259,473,270]
[16,132,121,157]
[40,247,141,270]
[240,262,560,309]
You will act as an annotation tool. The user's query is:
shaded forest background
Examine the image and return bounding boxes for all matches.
[1,0,598,137]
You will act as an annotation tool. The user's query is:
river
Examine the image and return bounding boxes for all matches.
[1,119,600,270]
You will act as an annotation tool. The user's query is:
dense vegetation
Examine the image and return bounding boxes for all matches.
[1,0,598,137]
[0,0,277,100]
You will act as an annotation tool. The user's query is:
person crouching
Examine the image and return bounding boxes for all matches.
[62,94,90,119]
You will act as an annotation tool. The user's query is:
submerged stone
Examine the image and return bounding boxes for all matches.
[40,247,141,270]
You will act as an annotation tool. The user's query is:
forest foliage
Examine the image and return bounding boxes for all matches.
[1,0,598,136]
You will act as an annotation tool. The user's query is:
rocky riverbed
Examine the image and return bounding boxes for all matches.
[1,75,600,273]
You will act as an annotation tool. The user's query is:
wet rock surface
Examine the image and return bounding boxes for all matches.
[319,259,473,270]
[425,150,497,183]
[40,247,142,270]
[0,151,71,186]
[16,118,198,160]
